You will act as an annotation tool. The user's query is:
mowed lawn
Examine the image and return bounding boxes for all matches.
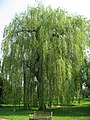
[0,97,90,120]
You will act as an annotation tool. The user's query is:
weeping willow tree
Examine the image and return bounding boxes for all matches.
[1,4,89,109]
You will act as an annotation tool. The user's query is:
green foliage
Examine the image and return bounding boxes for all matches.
[1,3,89,109]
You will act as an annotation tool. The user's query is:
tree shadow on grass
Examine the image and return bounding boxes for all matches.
[47,105,90,117]
[0,104,90,118]
[0,106,33,117]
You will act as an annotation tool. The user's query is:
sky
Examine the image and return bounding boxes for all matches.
[0,0,90,56]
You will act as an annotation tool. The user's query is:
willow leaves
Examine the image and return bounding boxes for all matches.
[1,5,89,109]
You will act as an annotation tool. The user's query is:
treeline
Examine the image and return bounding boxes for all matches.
[0,4,90,110]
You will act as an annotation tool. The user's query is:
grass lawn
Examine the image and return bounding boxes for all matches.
[0,97,90,120]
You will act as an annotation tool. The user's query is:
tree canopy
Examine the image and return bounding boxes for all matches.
[1,4,90,109]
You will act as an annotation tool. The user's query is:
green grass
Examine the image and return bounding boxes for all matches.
[0,97,90,120]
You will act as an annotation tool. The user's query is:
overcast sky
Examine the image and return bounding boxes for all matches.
[0,0,90,54]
